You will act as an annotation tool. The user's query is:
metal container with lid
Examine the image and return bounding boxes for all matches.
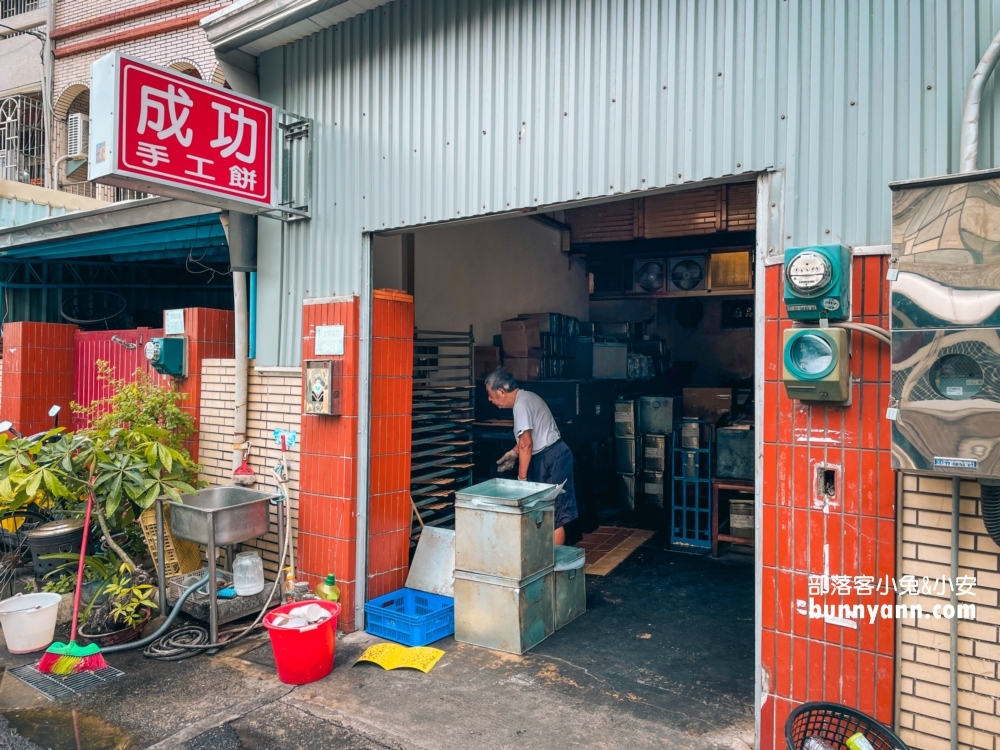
[454,566,554,654]
[455,479,555,581]
[639,396,680,435]
[26,519,87,584]
[553,545,586,630]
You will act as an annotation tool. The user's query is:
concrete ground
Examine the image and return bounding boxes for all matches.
[0,534,754,749]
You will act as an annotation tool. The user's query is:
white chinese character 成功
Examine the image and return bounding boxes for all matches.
[808,574,829,597]
[136,142,170,167]
[138,84,193,147]
[954,575,977,597]
[853,575,875,596]
[184,155,215,181]
[229,166,257,191]
[831,575,853,596]
[211,103,258,164]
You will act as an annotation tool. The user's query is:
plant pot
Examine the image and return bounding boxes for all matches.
[80,581,110,608]
[78,609,152,647]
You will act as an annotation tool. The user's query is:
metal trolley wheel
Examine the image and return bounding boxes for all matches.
[785,702,910,750]
[60,291,128,327]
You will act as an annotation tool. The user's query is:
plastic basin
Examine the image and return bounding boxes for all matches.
[263,600,341,685]
[0,593,61,654]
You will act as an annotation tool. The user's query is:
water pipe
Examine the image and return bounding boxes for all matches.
[949,477,959,750]
[249,271,257,361]
[99,571,210,654]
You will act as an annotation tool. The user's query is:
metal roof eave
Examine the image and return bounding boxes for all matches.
[0,196,221,254]
[201,0,392,56]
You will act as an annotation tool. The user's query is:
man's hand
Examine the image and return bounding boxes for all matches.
[496,447,518,472]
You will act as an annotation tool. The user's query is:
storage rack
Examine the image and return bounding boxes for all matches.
[670,421,713,549]
[410,327,475,538]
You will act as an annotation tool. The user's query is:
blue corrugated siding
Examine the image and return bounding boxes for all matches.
[258,0,1000,365]
[0,197,71,228]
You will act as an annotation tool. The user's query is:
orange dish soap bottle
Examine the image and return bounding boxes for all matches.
[282,567,296,604]
[316,574,341,603]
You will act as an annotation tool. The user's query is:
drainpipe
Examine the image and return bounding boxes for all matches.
[43,0,54,189]
[949,478,959,750]
[50,153,85,193]
[219,213,250,477]
[960,26,1000,172]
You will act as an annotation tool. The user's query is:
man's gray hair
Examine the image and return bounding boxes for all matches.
[485,367,518,393]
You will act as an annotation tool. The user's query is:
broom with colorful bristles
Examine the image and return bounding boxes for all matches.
[36,491,108,675]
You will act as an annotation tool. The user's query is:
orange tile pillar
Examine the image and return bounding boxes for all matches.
[366,290,414,599]
[175,308,235,462]
[0,322,76,436]
[297,297,361,631]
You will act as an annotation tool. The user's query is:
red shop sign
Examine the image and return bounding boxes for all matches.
[89,52,275,211]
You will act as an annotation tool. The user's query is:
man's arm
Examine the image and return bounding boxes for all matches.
[517,429,533,481]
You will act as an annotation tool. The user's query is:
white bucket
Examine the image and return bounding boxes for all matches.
[0,592,61,653]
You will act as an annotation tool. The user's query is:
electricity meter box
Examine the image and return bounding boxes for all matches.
[890,168,1000,478]
[781,328,851,404]
[304,359,342,416]
[783,245,851,321]
[144,337,187,377]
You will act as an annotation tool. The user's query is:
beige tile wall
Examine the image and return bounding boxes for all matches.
[198,359,302,577]
[898,474,1000,750]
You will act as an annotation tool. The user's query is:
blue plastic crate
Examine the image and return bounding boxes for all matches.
[364,588,455,646]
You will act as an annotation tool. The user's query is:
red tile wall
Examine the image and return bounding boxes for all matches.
[367,290,414,600]
[760,257,896,746]
[1,322,77,436]
[298,298,361,631]
[178,308,235,461]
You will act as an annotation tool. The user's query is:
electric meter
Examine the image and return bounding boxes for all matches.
[783,245,851,321]
[929,354,983,401]
[144,337,187,377]
[782,328,850,403]
[785,251,833,296]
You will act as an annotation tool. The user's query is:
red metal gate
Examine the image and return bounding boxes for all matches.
[72,328,168,430]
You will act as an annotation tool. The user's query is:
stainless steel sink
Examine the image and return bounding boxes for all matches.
[168,486,277,547]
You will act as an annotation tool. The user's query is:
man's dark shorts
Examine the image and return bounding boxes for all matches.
[527,440,579,529]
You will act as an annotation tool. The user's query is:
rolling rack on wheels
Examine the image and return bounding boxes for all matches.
[409,327,475,545]
[670,419,713,550]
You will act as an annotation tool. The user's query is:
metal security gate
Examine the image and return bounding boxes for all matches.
[72,328,167,429]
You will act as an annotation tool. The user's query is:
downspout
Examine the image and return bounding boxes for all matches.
[959,27,1000,172]
[219,213,250,477]
[249,272,257,360]
[947,29,1000,747]
[43,0,54,189]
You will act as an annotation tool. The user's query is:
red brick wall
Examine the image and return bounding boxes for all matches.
[1,323,76,436]
[298,297,361,631]
[759,256,896,745]
[367,290,414,600]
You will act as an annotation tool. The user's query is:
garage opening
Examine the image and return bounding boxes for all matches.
[372,180,757,738]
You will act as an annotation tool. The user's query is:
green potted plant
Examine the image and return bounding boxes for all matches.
[77,563,158,646]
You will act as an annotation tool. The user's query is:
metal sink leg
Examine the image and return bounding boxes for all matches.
[207,512,218,644]
[156,499,169,617]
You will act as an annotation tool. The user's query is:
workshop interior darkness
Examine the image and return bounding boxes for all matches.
[372,182,757,724]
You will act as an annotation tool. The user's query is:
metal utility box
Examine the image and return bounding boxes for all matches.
[639,396,680,435]
[553,545,586,630]
[643,434,668,473]
[782,328,851,403]
[783,244,851,321]
[593,342,628,379]
[454,567,554,655]
[144,336,187,377]
[454,479,555,581]
[304,359,342,415]
[614,399,637,437]
[890,169,1000,477]
[716,425,754,480]
[615,437,637,475]
[642,470,665,508]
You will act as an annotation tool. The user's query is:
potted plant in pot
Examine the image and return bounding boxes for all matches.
[77,563,158,647]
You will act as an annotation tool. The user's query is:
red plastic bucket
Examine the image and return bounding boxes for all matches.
[263,600,341,685]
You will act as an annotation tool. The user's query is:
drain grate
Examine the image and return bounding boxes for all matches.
[9,663,125,701]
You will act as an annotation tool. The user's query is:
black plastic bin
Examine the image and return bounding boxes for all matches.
[785,702,910,750]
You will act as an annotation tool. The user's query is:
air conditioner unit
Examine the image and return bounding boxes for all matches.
[633,259,666,294]
[67,113,89,157]
[667,255,707,293]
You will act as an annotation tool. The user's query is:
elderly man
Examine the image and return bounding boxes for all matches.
[485,367,579,545]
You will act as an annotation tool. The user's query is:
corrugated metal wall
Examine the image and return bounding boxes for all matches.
[258,0,1000,365]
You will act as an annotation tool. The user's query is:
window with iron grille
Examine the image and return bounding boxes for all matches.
[1,0,43,19]
[0,94,44,185]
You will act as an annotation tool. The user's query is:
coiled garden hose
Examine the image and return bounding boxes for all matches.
[100,571,210,654]
[980,481,1000,549]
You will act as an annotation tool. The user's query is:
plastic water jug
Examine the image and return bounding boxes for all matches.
[233,551,265,596]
